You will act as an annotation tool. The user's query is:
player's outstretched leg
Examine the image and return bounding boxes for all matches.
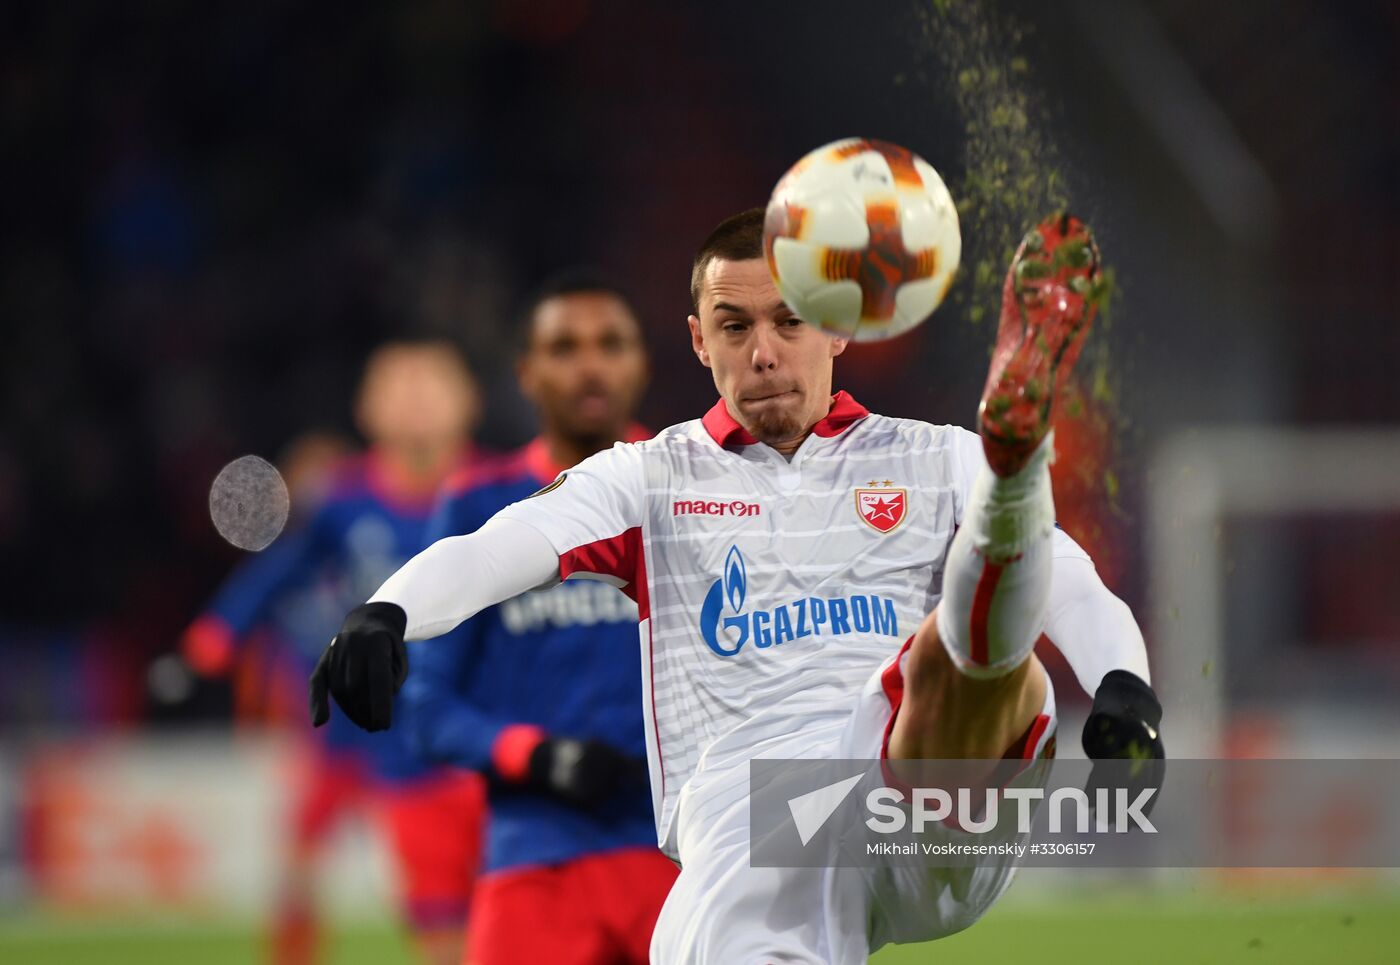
[893,214,1101,760]
[941,214,1101,677]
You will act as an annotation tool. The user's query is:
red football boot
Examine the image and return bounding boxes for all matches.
[978,213,1104,477]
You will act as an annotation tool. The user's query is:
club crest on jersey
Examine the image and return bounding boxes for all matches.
[855,484,907,534]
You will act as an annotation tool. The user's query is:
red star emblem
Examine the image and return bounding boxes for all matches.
[855,487,907,534]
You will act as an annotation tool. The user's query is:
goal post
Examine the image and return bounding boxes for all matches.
[1147,426,1400,757]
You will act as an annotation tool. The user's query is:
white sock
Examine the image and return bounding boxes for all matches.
[936,433,1056,678]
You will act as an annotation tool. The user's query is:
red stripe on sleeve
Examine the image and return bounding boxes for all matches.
[558,527,649,620]
[559,528,662,797]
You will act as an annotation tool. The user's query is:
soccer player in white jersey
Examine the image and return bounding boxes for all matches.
[310,209,1165,963]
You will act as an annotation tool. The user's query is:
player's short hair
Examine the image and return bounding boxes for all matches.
[518,268,642,352]
[690,207,766,312]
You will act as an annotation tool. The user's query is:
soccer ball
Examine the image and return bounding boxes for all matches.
[763,138,961,342]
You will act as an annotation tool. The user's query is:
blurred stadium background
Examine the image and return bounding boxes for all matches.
[1,0,1397,962]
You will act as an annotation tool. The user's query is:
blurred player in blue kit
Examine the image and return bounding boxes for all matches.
[398,273,678,965]
[181,340,487,965]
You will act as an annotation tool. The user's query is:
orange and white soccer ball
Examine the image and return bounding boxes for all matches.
[763,138,961,342]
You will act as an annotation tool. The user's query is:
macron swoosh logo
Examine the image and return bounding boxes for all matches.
[788,774,863,846]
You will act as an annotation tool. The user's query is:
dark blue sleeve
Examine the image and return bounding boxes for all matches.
[398,488,524,772]
[202,508,332,638]
[399,619,520,771]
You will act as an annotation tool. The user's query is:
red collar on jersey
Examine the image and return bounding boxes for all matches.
[522,425,652,484]
[701,391,870,448]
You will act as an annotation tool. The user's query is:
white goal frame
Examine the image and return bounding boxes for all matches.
[1147,426,1400,757]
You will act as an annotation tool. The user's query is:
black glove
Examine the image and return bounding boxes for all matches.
[526,737,641,810]
[1082,669,1165,819]
[308,602,408,732]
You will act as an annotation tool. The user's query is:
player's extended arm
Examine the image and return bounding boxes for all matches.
[373,517,558,639]
[308,516,558,731]
[1043,555,1150,695]
[1043,556,1164,811]
[312,441,646,732]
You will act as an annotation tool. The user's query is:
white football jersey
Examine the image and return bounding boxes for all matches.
[495,392,1087,854]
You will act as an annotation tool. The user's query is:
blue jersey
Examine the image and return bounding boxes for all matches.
[400,438,656,873]
[197,452,470,783]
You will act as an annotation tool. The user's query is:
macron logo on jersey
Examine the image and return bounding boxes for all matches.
[698,545,899,658]
[673,498,762,518]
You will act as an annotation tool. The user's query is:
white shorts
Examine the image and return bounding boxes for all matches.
[650,639,1058,964]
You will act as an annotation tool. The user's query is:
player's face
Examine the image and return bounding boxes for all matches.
[519,292,648,440]
[689,258,848,445]
[357,346,479,449]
